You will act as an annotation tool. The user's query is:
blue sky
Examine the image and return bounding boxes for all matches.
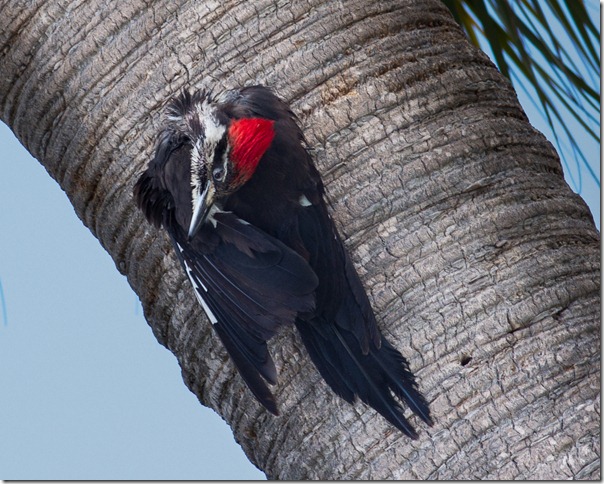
[0,4,599,480]
[0,121,265,479]
[472,0,600,228]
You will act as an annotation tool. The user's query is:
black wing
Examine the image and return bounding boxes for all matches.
[170,212,318,415]
[222,86,432,436]
[293,201,433,438]
[134,109,319,415]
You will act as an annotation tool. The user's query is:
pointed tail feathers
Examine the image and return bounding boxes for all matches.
[295,320,432,438]
[213,323,279,416]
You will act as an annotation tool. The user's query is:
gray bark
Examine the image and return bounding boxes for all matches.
[0,0,599,479]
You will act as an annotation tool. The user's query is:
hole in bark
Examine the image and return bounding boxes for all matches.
[460,355,472,366]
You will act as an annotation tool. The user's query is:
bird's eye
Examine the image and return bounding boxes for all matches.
[212,166,225,182]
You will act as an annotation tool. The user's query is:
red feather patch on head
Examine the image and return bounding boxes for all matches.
[228,118,275,183]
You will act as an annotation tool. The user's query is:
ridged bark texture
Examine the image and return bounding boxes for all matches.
[0,0,599,479]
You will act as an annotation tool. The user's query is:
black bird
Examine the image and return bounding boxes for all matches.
[134,86,432,438]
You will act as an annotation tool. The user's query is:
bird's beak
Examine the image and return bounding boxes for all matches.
[188,181,215,240]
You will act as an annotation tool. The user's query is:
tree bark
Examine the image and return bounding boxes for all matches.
[0,0,599,479]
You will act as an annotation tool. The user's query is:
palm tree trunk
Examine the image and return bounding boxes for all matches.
[0,0,599,479]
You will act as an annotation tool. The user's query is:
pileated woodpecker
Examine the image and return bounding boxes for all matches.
[134,86,432,438]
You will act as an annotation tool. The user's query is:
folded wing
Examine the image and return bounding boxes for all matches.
[170,211,318,414]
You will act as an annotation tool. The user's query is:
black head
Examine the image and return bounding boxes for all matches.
[135,88,276,237]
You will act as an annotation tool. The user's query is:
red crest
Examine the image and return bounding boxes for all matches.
[228,118,275,183]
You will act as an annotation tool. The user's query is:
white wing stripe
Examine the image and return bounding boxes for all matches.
[182,258,217,325]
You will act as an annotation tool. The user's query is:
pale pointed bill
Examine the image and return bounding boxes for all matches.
[189,183,212,239]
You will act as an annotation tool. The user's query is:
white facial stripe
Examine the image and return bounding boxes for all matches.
[204,117,226,181]
[204,115,226,148]
[191,99,226,153]
[220,148,229,182]
[188,101,227,214]
[190,139,204,209]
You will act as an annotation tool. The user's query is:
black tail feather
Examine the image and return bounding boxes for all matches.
[214,323,279,416]
[295,320,356,403]
[374,338,433,426]
[295,319,431,438]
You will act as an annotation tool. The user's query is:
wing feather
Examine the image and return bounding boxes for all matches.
[168,213,317,414]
